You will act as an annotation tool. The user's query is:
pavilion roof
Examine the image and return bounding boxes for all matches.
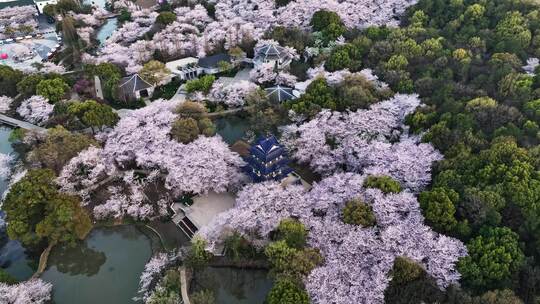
[118,74,153,93]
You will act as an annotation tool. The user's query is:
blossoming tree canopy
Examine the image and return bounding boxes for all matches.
[17,95,53,126]
[199,173,467,304]
[281,94,440,190]
[101,99,245,195]
[0,279,52,304]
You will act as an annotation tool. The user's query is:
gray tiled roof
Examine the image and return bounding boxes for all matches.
[265,85,295,103]
[118,74,153,93]
[254,44,288,62]
[198,53,231,69]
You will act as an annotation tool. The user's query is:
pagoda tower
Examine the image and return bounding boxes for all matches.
[245,135,293,183]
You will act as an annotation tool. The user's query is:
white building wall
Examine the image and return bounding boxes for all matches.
[34,0,57,14]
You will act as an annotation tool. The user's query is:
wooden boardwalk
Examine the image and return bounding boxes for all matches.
[0,114,45,131]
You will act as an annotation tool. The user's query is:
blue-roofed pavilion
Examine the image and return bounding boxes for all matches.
[244,135,293,183]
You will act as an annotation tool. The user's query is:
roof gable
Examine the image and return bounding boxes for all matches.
[254,44,289,61]
[118,74,153,93]
[265,85,295,103]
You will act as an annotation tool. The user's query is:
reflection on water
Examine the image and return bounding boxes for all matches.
[46,242,106,276]
[215,115,251,145]
[0,237,34,281]
[192,267,273,304]
[0,126,34,281]
[41,226,153,304]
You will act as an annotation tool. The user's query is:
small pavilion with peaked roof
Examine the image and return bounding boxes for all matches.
[117,74,154,102]
[244,135,293,183]
[253,43,292,69]
[265,85,299,103]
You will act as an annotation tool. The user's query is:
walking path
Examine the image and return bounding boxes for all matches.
[179,266,192,304]
[169,84,187,103]
[0,114,45,131]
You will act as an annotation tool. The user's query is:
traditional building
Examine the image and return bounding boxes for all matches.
[166,53,232,81]
[166,57,200,81]
[253,43,292,69]
[117,74,154,102]
[198,53,231,74]
[33,0,57,14]
[245,135,293,183]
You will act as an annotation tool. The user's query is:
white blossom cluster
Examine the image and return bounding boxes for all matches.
[57,146,116,203]
[0,96,13,113]
[71,7,109,27]
[212,0,418,31]
[57,100,244,219]
[0,152,14,180]
[306,66,388,88]
[199,173,466,304]
[0,6,38,39]
[0,279,52,304]
[249,62,298,86]
[87,0,418,71]
[100,99,245,195]
[93,184,151,220]
[35,62,66,74]
[85,10,158,73]
[58,147,169,219]
[281,94,439,191]
[16,95,53,126]
[77,26,95,44]
[523,57,539,75]
[136,252,173,301]
[209,80,259,107]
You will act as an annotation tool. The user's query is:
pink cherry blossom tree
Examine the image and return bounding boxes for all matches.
[199,172,467,304]
[17,95,53,126]
[0,152,13,180]
[281,94,436,191]
[209,80,259,107]
[57,146,114,204]
[0,278,52,304]
[0,96,13,113]
[99,100,245,195]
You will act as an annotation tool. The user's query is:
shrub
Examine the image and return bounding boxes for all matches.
[363,175,402,194]
[274,218,307,249]
[342,198,376,227]
[185,75,216,94]
[156,11,176,25]
[191,289,215,304]
[185,237,212,269]
[266,278,309,304]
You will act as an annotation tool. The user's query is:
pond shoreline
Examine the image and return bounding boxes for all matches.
[40,225,156,304]
[32,220,169,279]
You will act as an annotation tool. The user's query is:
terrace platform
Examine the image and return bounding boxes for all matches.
[172,191,236,239]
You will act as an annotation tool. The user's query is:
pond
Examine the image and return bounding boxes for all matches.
[191,267,273,304]
[41,225,156,304]
[0,126,35,281]
[96,17,118,46]
[215,115,251,145]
